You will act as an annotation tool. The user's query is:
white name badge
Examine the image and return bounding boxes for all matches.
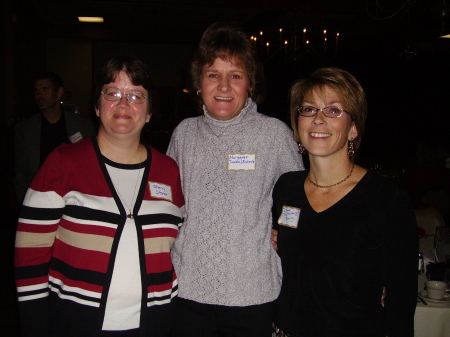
[149,182,173,202]
[69,132,83,143]
[227,153,256,171]
[278,206,301,228]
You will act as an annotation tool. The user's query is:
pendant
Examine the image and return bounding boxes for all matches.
[127,213,133,219]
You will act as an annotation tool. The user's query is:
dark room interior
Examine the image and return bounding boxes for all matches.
[2,1,450,335]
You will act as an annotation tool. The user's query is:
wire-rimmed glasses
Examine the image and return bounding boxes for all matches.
[297,105,352,119]
[101,88,148,104]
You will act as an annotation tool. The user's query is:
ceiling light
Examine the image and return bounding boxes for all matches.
[78,17,104,23]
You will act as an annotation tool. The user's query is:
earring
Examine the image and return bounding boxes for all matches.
[348,139,355,157]
[298,143,305,154]
[196,89,200,96]
[248,90,253,98]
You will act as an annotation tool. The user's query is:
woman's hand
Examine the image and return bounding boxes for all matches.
[381,287,386,307]
[271,229,278,251]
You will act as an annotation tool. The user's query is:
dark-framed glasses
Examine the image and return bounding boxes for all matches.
[297,105,351,119]
[101,88,148,104]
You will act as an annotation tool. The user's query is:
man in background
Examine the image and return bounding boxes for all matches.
[14,71,96,204]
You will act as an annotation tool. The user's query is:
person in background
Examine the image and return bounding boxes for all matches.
[167,22,304,337]
[272,67,417,337]
[15,56,184,336]
[13,71,96,204]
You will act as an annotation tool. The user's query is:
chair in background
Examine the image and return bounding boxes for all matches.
[415,207,445,260]
[419,188,450,222]
[415,207,445,236]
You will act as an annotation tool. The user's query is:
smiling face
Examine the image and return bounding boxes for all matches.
[298,85,357,160]
[199,57,250,121]
[96,71,151,140]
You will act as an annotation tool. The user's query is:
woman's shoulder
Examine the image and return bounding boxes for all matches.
[170,116,202,138]
[174,116,202,129]
[359,170,410,204]
[363,170,405,190]
[34,139,97,185]
[55,137,94,156]
[46,138,97,171]
[276,170,307,187]
[253,112,292,131]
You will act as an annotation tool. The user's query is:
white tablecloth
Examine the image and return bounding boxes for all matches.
[415,274,450,337]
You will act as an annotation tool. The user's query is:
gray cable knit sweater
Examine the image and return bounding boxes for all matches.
[167,99,304,306]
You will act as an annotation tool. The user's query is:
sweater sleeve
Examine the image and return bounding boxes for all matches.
[166,124,181,162]
[274,122,304,174]
[14,149,66,336]
[381,184,418,337]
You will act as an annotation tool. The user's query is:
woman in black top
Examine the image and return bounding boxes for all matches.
[272,67,417,337]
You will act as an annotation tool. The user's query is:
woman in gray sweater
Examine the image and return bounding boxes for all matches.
[167,22,304,337]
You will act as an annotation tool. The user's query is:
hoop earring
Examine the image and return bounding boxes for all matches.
[196,89,200,96]
[348,139,355,158]
[298,143,305,154]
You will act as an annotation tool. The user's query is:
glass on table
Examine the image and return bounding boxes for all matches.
[434,226,450,247]
[445,255,450,285]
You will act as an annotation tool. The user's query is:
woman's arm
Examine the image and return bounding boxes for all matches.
[382,185,418,337]
[15,150,65,336]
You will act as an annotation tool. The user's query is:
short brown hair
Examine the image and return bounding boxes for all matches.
[290,67,367,153]
[190,22,265,104]
[94,56,153,113]
[35,71,64,89]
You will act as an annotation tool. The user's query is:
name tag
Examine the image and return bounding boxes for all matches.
[227,153,256,171]
[278,206,301,228]
[149,182,173,202]
[69,132,83,143]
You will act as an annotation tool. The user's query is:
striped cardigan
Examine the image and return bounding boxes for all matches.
[15,138,184,337]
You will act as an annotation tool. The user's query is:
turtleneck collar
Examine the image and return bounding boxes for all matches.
[202,98,256,127]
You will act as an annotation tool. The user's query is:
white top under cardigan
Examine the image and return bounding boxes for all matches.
[103,161,145,331]
[167,99,304,306]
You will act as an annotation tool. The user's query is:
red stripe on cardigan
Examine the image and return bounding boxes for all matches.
[144,252,173,273]
[52,239,110,273]
[15,247,53,267]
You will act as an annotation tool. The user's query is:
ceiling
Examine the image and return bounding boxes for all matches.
[21,0,450,50]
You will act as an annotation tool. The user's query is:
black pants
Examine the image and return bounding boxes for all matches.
[170,297,275,337]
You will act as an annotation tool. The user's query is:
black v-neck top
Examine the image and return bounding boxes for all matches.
[272,170,418,337]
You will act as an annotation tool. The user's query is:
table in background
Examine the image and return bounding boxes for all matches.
[414,274,450,337]
[419,235,435,262]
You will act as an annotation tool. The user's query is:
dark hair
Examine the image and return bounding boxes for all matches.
[190,22,265,104]
[290,67,367,153]
[35,71,64,89]
[94,56,153,112]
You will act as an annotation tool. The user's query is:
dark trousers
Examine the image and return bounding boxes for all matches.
[170,297,275,337]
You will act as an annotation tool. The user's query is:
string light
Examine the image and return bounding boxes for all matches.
[250,26,340,61]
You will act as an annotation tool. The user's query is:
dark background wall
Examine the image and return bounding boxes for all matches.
[1,1,450,335]
[2,0,450,212]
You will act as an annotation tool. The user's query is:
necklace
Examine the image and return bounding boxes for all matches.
[203,116,229,138]
[110,147,143,219]
[307,163,355,188]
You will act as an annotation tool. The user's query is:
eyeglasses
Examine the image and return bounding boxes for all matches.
[297,105,351,119]
[101,88,148,104]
